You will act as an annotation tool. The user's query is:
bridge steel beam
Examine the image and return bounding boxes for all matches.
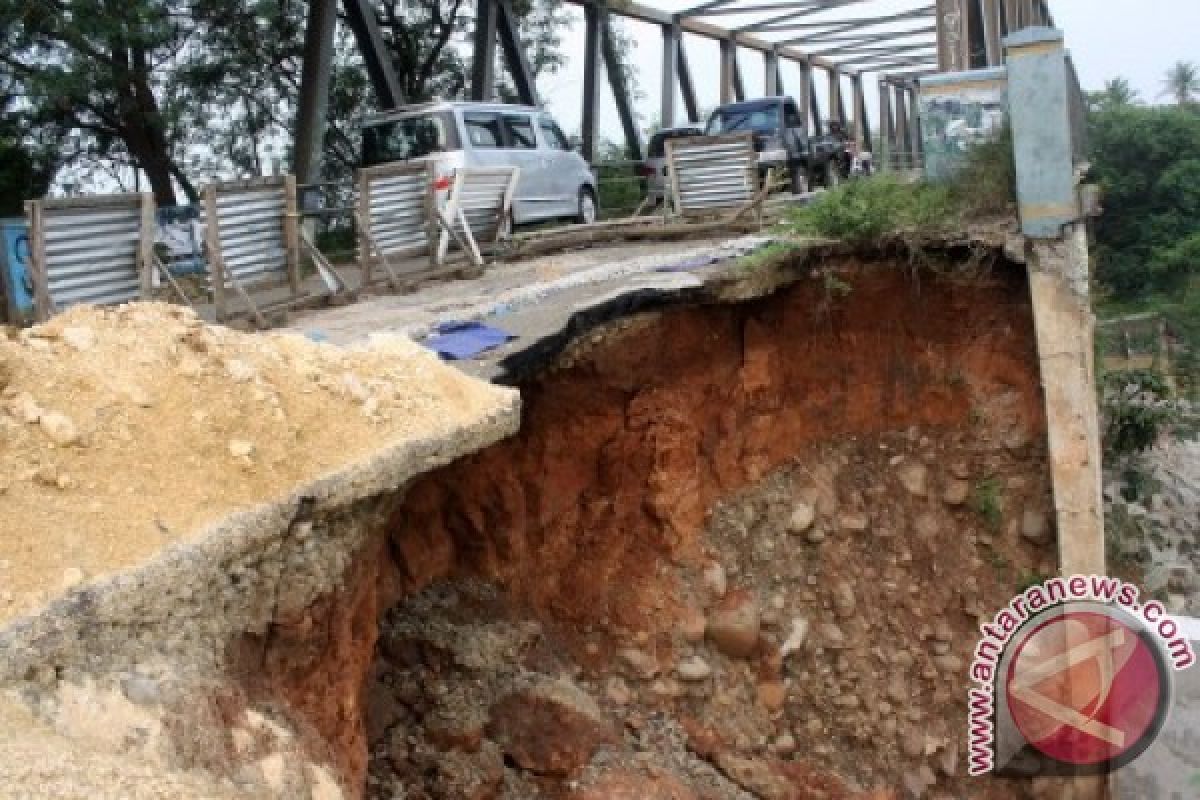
[342,0,404,108]
[852,74,869,148]
[677,36,700,122]
[720,37,737,103]
[893,83,911,167]
[661,24,680,127]
[581,2,603,162]
[798,57,813,135]
[470,0,499,101]
[496,0,539,106]
[602,15,644,160]
[879,78,894,168]
[907,86,922,167]
[765,48,780,95]
[294,0,337,184]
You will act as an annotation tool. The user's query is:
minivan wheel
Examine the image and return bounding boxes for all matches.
[576,187,598,225]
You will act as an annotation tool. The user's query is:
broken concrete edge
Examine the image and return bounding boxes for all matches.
[0,395,521,685]
[492,227,1026,385]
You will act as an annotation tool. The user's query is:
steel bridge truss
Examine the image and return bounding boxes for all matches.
[294,0,1055,180]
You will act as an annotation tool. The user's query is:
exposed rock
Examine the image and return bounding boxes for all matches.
[120,676,161,707]
[676,656,713,683]
[61,326,97,352]
[839,511,870,533]
[779,617,810,658]
[618,648,660,681]
[703,561,728,600]
[832,582,856,618]
[942,480,970,507]
[486,679,615,776]
[39,411,81,447]
[568,770,700,800]
[229,439,256,459]
[787,502,816,534]
[756,680,787,711]
[897,463,928,497]
[10,393,42,425]
[1021,510,1049,543]
[678,607,708,644]
[706,590,761,659]
[60,567,85,591]
[714,753,793,800]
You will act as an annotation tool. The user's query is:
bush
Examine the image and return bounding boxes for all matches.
[787,176,958,244]
[1102,368,1176,461]
[786,128,1014,245]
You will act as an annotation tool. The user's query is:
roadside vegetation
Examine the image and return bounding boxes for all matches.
[783,127,1016,245]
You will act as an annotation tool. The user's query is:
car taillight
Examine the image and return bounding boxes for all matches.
[433,176,452,192]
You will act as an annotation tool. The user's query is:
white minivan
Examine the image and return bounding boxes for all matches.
[360,102,599,228]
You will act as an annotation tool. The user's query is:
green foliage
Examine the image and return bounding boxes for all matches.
[972,477,1004,533]
[1102,369,1176,461]
[1162,61,1200,106]
[1088,103,1200,297]
[785,128,1015,245]
[786,176,958,244]
[735,241,801,273]
[1087,78,1142,113]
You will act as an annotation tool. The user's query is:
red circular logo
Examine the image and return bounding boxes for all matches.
[1005,608,1167,768]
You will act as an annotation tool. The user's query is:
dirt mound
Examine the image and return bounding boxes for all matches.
[0,303,513,625]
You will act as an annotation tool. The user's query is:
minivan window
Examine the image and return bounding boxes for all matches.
[361,112,458,166]
[784,102,803,129]
[503,115,537,149]
[465,114,504,149]
[539,117,570,151]
[706,106,781,136]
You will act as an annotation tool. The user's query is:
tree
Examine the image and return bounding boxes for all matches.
[0,1,201,205]
[1088,103,1200,296]
[1162,61,1200,107]
[1088,77,1140,113]
[0,79,57,216]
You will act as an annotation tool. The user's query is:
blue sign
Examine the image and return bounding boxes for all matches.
[0,217,34,321]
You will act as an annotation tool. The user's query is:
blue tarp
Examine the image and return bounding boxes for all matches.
[424,321,516,361]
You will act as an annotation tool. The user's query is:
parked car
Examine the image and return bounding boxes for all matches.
[359,102,599,229]
[704,97,849,193]
[638,126,704,203]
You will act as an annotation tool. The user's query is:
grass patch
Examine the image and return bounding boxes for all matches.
[972,477,1004,533]
[785,127,1016,245]
[735,241,802,273]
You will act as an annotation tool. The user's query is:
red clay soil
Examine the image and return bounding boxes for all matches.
[243,258,1052,797]
[387,261,1044,627]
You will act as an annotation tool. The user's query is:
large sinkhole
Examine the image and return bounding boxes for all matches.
[241,254,1058,800]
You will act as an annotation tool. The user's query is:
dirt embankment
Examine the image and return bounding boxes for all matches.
[254,257,1062,798]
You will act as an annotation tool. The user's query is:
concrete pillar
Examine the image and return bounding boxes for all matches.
[1006,28,1105,580]
[1005,28,1077,237]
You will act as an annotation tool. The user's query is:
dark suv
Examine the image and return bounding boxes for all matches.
[705,97,848,193]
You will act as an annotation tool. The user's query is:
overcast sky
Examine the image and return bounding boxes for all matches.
[536,0,1200,143]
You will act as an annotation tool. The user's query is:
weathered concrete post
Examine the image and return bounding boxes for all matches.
[1005,28,1106,577]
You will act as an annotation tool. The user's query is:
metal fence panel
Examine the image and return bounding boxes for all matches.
[451,167,519,243]
[209,180,291,289]
[357,162,434,285]
[665,134,758,217]
[28,194,151,319]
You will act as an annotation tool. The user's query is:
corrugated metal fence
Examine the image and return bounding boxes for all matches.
[203,177,300,321]
[356,162,435,288]
[665,133,759,218]
[26,194,153,321]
